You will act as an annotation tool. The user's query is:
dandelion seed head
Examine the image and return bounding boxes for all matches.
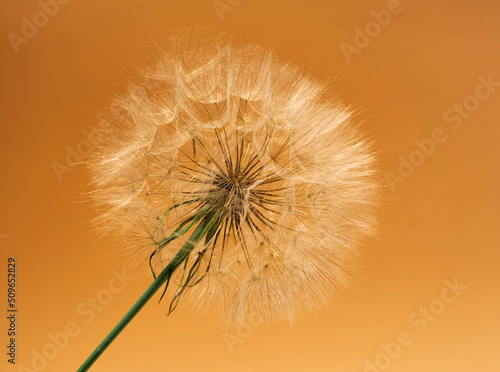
[88,30,379,327]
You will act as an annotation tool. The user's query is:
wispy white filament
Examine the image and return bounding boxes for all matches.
[88,30,379,327]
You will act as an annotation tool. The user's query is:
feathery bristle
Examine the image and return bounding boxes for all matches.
[87,30,379,327]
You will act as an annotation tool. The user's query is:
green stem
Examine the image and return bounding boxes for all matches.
[77,211,220,371]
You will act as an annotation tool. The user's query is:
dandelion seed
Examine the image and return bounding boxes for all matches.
[79,30,379,371]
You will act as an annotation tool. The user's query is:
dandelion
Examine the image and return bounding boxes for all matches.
[79,30,379,370]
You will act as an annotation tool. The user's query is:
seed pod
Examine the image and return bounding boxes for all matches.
[88,30,380,328]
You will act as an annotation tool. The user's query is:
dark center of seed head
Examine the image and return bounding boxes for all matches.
[209,172,249,214]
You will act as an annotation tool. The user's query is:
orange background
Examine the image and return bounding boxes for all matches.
[1,0,499,371]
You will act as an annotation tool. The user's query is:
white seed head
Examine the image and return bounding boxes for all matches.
[88,30,380,327]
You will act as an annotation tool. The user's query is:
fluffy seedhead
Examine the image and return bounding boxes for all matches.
[88,30,379,327]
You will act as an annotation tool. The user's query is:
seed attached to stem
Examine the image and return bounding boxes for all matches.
[82,29,380,371]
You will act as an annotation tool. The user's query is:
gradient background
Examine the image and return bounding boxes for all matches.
[1,0,499,371]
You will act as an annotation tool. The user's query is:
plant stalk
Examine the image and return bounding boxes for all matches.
[77,211,220,371]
